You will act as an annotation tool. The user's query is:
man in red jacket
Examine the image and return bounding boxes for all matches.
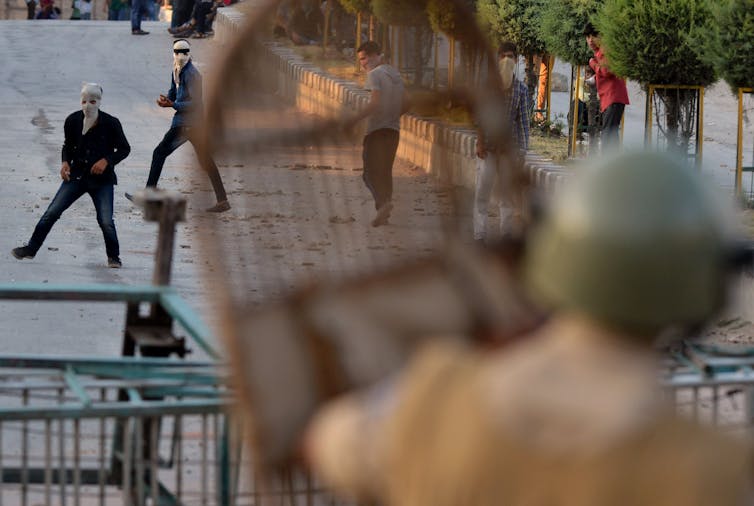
[585,22,629,153]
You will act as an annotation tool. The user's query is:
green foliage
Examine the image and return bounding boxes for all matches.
[426,0,476,41]
[372,0,428,26]
[337,0,371,15]
[697,0,754,91]
[476,0,547,56]
[539,0,604,65]
[595,0,717,85]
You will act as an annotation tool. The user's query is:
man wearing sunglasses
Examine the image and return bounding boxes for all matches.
[127,39,230,212]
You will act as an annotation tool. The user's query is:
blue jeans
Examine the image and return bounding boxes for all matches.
[108,6,129,19]
[28,179,119,259]
[147,126,227,202]
[130,0,148,30]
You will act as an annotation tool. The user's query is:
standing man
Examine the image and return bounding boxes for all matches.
[474,41,530,244]
[130,0,150,34]
[126,39,230,213]
[12,84,130,268]
[585,22,629,152]
[26,0,36,19]
[350,41,407,227]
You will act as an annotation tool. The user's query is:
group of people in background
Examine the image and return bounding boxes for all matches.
[473,23,628,244]
[24,0,232,38]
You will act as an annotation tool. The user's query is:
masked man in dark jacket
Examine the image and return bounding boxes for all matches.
[12,83,130,268]
[126,39,230,213]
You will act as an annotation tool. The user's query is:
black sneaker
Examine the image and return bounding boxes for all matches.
[124,192,134,202]
[11,246,35,260]
[132,29,149,35]
[168,22,193,34]
[107,257,122,268]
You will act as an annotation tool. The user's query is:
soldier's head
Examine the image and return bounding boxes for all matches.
[524,152,740,338]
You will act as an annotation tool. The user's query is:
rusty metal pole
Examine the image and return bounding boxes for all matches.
[132,189,187,286]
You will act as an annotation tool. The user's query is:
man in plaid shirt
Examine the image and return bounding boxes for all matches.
[474,41,530,243]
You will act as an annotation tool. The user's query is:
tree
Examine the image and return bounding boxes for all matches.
[697,0,754,92]
[540,0,604,152]
[476,0,546,57]
[426,0,483,87]
[338,0,371,14]
[596,0,717,154]
[539,0,603,65]
[372,0,430,86]
[426,0,476,41]
[371,0,427,26]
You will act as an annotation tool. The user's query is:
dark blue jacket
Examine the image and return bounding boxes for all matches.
[62,110,130,185]
[167,60,203,128]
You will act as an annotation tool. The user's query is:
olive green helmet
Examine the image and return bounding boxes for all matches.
[524,152,733,334]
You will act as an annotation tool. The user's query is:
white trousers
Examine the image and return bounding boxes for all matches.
[473,152,518,240]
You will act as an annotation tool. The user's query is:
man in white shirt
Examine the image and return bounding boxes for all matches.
[350,41,408,227]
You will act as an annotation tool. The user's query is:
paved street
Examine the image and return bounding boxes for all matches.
[0,20,453,359]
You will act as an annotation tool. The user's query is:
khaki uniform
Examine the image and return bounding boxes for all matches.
[309,315,752,505]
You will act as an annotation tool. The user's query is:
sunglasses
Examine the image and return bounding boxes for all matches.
[173,49,190,55]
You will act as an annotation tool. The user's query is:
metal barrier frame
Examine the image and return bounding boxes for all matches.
[0,283,230,505]
[662,341,754,428]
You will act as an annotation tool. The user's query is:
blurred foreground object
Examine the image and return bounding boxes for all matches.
[307,152,753,505]
[195,0,535,482]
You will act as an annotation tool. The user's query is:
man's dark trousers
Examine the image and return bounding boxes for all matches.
[601,103,625,152]
[362,128,399,210]
[131,0,149,31]
[27,179,119,259]
[147,125,227,202]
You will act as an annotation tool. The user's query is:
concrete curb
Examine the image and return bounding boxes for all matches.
[214,7,570,193]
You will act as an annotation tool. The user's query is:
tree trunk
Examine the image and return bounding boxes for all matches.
[413,26,423,87]
[524,55,537,114]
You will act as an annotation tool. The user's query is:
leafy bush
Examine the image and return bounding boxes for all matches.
[539,0,604,65]
[697,0,754,91]
[476,0,546,57]
[595,0,716,86]
[372,0,428,26]
[426,0,477,41]
[597,0,717,155]
[337,0,371,15]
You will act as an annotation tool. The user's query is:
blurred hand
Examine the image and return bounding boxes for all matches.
[60,161,71,181]
[90,158,108,175]
[157,95,173,108]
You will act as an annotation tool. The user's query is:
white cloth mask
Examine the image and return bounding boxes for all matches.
[499,56,516,90]
[80,83,102,135]
[173,41,191,87]
[173,54,190,87]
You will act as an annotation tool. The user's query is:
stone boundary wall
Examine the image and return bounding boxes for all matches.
[214,6,569,192]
